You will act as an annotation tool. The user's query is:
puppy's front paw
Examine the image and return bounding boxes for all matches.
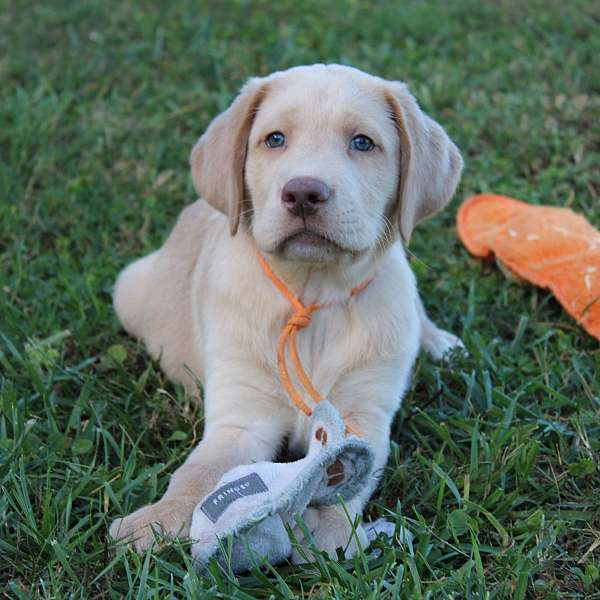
[290,505,368,564]
[109,498,194,552]
[422,327,466,361]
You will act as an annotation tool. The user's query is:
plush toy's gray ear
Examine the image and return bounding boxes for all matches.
[384,82,463,243]
[190,78,269,235]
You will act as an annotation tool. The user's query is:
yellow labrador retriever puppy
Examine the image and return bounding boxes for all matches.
[109,64,463,558]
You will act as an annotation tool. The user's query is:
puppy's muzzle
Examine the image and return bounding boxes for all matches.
[282,177,330,219]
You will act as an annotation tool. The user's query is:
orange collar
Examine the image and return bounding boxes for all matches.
[256,252,373,437]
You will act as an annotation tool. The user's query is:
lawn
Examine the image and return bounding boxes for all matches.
[1,0,599,597]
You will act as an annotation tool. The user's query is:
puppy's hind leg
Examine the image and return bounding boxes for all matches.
[113,252,158,340]
[417,295,465,361]
[112,202,213,393]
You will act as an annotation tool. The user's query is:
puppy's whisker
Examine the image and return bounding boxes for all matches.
[238,208,255,219]
[403,245,432,271]
[372,213,395,254]
[381,214,395,245]
[373,213,431,271]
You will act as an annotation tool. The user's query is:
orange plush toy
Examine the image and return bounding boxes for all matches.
[457,194,600,342]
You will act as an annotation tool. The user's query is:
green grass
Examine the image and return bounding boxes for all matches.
[1,0,599,597]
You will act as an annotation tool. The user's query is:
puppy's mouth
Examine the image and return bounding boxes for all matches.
[282,230,337,247]
[275,229,363,263]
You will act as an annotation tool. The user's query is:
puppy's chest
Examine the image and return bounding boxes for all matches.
[257,298,406,398]
[210,257,418,405]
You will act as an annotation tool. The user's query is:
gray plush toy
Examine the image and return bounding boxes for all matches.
[189,401,395,573]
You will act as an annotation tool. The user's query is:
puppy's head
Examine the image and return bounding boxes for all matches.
[191,65,462,265]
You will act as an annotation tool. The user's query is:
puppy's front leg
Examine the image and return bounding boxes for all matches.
[109,394,284,552]
[291,407,393,563]
[417,294,465,360]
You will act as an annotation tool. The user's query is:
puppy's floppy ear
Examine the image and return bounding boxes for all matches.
[385,82,463,243]
[190,78,269,236]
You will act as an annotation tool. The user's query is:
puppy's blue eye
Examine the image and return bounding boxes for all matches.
[265,132,286,148]
[350,135,375,152]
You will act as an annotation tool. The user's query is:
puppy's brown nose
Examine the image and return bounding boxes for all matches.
[282,177,330,218]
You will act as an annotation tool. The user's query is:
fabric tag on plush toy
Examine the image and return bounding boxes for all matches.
[200,473,268,523]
